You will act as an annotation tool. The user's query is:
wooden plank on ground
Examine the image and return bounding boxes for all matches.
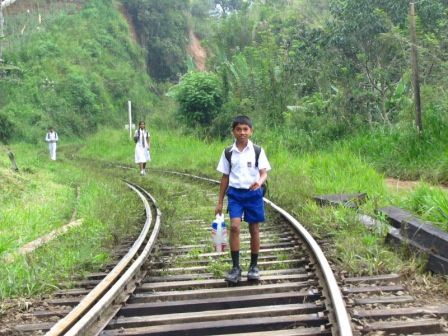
[102,314,328,336]
[144,268,307,282]
[138,273,311,291]
[353,304,448,318]
[3,219,83,263]
[343,273,400,284]
[402,217,448,259]
[119,290,320,316]
[155,258,307,274]
[362,318,443,333]
[428,254,448,275]
[354,295,414,305]
[210,326,332,336]
[130,281,314,303]
[377,206,414,228]
[212,328,331,336]
[342,284,404,294]
[109,303,323,328]
[197,246,297,257]
[14,322,54,333]
[386,229,448,275]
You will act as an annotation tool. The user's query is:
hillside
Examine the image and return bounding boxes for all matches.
[0,0,156,143]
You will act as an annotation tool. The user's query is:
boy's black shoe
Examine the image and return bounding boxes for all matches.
[247,265,260,281]
[225,266,242,284]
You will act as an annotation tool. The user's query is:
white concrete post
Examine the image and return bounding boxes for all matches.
[128,100,132,139]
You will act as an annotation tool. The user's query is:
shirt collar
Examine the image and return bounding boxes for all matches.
[231,139,253,153]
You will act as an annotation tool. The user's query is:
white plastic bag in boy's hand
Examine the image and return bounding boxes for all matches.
[211,214,227,252]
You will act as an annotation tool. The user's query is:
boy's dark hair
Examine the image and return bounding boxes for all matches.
[232,115,252,129]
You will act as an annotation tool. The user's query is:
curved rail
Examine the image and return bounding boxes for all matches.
[46,181,161,336]
[161,170,353,336]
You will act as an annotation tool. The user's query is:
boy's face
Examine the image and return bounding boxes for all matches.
[232,123,252,142]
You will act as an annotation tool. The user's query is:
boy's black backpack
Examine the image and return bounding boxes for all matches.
[224,144,269,197]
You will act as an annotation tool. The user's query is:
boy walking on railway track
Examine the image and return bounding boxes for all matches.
[134,121,151,176]
[45,127,58,161]
[215,115,271,284]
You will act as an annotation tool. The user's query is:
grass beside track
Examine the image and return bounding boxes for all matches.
[0,143,143,301]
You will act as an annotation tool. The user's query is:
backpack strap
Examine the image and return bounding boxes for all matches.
[253,144,261,168]
[224,144,262,173]
[224,145,233,172]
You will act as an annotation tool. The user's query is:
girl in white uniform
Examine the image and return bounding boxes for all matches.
[45,127,59,161]
[134,121,151,175]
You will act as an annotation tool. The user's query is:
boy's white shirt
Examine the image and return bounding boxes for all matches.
[45,131,58,142]
[216,140,271,189]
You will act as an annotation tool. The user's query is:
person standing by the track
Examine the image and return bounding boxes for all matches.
[134,121,151,176]
[45,127,59,161]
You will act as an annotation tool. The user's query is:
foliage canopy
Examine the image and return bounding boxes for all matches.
[169,71,224,128]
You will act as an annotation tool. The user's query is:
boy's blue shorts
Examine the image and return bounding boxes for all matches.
[227,187,265,223]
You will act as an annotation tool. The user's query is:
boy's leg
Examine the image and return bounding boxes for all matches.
[229,217,241,252]
[248,223,260,254]
[247,222,260,280]
[225,217,242,284]
[244,189,264,280]
[225,189,243,284]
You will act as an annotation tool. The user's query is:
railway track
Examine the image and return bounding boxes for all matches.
[9,171,448,335]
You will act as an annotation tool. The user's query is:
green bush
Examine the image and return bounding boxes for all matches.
[169,71,224,128]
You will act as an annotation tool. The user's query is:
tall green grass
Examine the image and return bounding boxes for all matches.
[403,185,448,230]
[0,144,143,298]
[338,104,448,183]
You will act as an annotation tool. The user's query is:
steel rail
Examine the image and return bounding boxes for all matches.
[161,170,353,336]
[264,198,353,335]
[46,182,161,336]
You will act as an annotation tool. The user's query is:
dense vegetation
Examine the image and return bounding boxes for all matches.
[0,0,156,143]
[172,0,448,182]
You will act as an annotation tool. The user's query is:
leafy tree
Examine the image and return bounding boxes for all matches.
[169,71,223,127]
[328,0,409,124]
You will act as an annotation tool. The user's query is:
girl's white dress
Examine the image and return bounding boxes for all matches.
[134,129,151,163]
[45,131,58,160]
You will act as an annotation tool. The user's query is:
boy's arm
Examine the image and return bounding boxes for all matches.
[215,174,229,215]
[249,168,267,191]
